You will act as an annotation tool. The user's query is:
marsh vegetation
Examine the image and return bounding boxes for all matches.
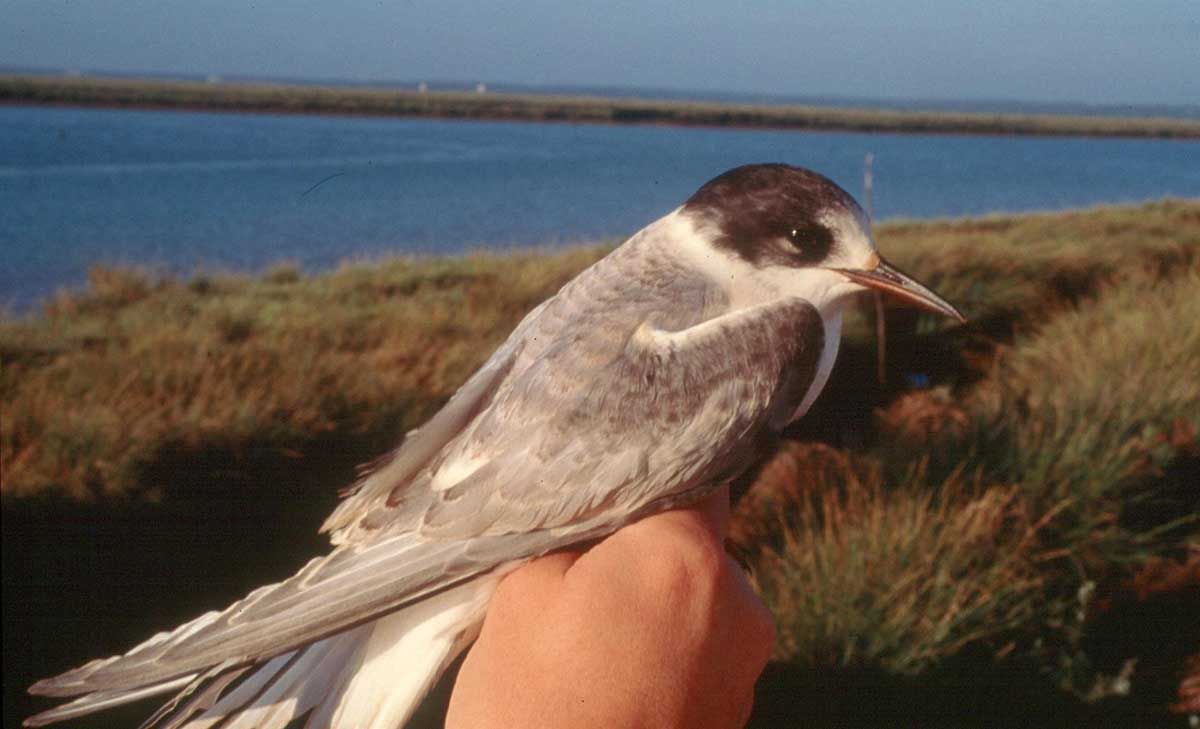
[3,201,1198,727]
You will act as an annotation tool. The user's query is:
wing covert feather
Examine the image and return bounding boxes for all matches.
[417,295,825,538]
[319,340,522,545]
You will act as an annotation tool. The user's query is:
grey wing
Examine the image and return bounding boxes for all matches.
[409,294,826,539]
[29,528,567,699]
[327,239,732,543]
[319,334,526,545]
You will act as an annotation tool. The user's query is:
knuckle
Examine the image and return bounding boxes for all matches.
[488,578,524,620]
[490,562,553,616]
[650,525,727,595]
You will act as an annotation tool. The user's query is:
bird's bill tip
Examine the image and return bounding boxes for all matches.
[836,257,966,323]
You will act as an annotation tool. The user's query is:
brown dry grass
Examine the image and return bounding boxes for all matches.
[1,247,607,499]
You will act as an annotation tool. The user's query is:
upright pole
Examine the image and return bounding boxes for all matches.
[864,153,887,388]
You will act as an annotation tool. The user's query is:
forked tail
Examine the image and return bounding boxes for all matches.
[26,575,501,729]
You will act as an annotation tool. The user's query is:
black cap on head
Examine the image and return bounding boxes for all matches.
[681,164,864,267]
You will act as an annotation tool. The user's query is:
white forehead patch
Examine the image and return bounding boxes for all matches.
[818,207,877,269]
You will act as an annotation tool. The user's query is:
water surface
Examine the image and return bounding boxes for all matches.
[2,105,1197,309]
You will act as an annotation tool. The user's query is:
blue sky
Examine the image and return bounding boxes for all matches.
[2,0,1197,105]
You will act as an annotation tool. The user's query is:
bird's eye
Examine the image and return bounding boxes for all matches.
[787,223,834,261]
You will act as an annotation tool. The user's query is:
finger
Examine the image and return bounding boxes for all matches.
[596,484,732,558]
[513,550,582,583]
[653,484,731,541]
[565,486,731,584]
[493,550,583,604]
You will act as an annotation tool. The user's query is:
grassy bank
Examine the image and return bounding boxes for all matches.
[743,272,1198,697]
[5,200,1196,502]
[5,74,1200,139]
[3,201,1199,726]
[1,246,609,500]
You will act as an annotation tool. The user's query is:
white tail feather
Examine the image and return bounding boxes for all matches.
[22,675,198,727]
[180,571,504,729]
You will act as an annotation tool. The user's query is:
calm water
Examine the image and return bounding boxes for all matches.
[2,105,1197,309]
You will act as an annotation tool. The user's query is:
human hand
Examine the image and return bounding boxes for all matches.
[446,485,775,729]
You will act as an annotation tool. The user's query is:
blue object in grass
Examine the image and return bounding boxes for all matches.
[906,373,931,389]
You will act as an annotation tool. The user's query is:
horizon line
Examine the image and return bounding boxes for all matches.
[3,64,1198,120]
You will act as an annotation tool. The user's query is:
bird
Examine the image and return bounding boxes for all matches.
[26,163,964,729]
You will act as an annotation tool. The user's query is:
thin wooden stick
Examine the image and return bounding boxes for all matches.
[863,153,887,388]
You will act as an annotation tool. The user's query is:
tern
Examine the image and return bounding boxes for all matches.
[27,163,963,729]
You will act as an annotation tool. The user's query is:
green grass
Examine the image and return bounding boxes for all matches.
[731,233,1198,716]
[739,272,1198,684]
[5,74,1200,139]
[747,451,1045,675]
[969,271,1200,552]
[874,199,1200,321]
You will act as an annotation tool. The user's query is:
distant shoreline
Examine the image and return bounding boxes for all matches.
[4,74,1199,139]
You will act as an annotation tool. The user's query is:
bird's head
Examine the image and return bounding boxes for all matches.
[677,163,964,322]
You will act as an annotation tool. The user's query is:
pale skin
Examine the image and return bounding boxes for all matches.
[446,485,775,729]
